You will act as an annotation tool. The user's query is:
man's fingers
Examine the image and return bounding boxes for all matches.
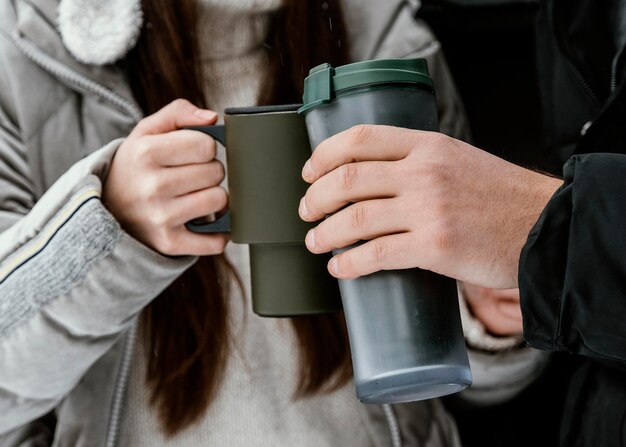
[303,125,433,183]
[326,233,421,279]
[299,161,398,221]
[131,99,217,137]
[304,199,410,254]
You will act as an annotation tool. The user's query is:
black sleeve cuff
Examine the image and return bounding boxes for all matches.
[519,154,626,362]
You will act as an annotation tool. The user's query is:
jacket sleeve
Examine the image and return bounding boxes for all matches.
[519,153,626,363]
[0,69,195,434]
[0,137,196,434]
[0,42,34,231]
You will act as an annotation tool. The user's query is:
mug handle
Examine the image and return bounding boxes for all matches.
[183,125,231,234]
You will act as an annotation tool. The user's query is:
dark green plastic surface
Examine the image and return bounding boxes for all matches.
[250,244,342,316]
[186,105,342,316]
[300,58,433,113]
[224,109,314,244]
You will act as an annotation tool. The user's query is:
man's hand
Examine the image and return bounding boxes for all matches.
[299,125,562,288]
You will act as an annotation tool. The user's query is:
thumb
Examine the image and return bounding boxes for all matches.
[130,99,218,137]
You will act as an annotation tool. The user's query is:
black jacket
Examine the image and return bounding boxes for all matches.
[519,0,626,445]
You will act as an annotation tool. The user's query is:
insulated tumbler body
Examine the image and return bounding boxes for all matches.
[300,59,472,404]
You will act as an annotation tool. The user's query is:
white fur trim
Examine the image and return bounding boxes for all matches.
[58,0,143,66]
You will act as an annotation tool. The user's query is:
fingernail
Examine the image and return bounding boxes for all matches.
[302,160,314,181]
[305,229,316,250]
[299,196,309,218]
[328,257,339,276]
[194,109,217,120]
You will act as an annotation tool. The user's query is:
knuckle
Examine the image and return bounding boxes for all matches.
[141,176,164,200]
[429,131,452,147]
[428,219,456,258]
[406,132,453,162]
[217,188,229,208]
[134,138,155,161]
[211,161,225,183]
[154,230,178,255]
[349,202,368,230]
[313,224,328,249]
[302,190,318,216]
[347,124,375,146]
[133,118,151,135]
[366,239,389,265]
[205,235,227,254]
[170,98,190,110]
[338,163,359,190]
[210,187,228,211]
[430,163,452,187]
[436,226,455,254]
[149,208,173,228]
[335,253,352,277]
[414,161,452,192]
[204,135,217,159]
[426,178,454,225]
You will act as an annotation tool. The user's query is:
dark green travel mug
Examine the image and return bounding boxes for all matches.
[185,105,341,317]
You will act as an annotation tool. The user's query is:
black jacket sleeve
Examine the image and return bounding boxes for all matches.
[519,153,626,363]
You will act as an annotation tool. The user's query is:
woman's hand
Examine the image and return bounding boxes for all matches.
[299,125,563,289]
[103,99,228,256]
[461,283,523,336]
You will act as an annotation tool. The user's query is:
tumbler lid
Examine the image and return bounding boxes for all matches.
[299,58,433,114]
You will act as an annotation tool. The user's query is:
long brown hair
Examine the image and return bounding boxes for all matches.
[126,0,351,436]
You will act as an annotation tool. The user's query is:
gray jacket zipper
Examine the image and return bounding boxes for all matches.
[105,321,138,447]
[12,32,142,447]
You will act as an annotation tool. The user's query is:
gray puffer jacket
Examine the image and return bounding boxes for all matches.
[0,0,477,446]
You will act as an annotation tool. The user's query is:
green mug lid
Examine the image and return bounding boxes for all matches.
[299,58,433,114]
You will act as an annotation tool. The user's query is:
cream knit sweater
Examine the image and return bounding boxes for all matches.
[119,1,375,445]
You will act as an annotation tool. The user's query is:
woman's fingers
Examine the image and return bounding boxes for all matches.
[131,98,217,137]
[135,185,229,256]
[152,161,224,197]
[141,129,218,167]
[155,228,230,257]
[458,283,523,335]
[168,186,229,227]
[103,99,230,257]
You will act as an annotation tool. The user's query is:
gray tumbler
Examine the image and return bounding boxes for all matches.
[299,59,472,404]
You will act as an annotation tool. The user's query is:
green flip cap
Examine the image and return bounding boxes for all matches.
[299,58,434,114]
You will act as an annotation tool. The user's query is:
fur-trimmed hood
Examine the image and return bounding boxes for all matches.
[58,0,143,65]
[16,0,413,67]
[55,0,295,66]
